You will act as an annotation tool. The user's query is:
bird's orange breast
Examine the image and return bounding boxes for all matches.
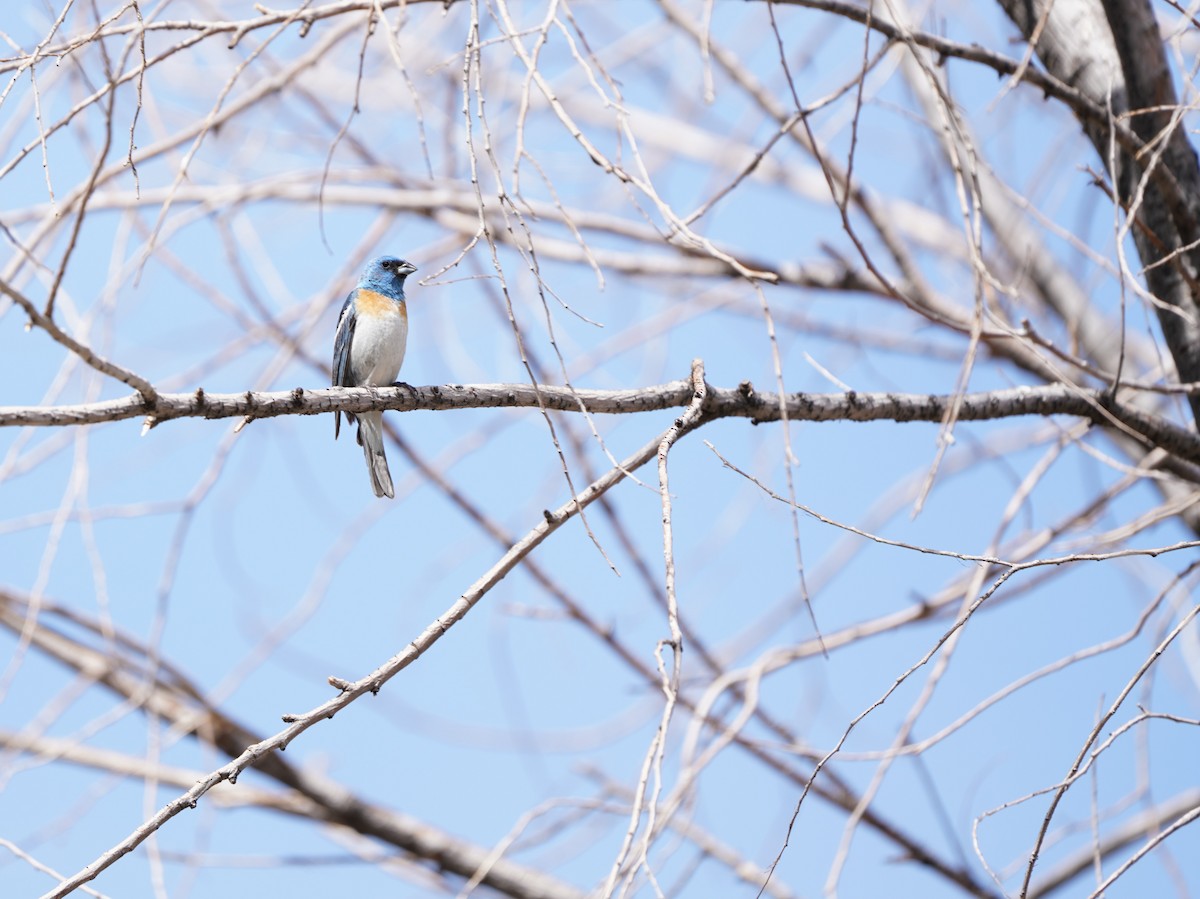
[356,288,406,321]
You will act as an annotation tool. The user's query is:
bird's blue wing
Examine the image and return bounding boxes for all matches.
[332,290,358,439]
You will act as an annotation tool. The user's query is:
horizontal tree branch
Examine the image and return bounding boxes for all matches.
[3,378,1200,466]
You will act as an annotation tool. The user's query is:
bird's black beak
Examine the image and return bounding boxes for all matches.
[399,261,418,276]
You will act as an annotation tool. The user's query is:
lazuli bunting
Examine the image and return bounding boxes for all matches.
[332,255,418,499]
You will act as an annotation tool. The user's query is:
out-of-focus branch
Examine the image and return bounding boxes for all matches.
[0,728,327,819]
[764,0,1137,142]
[0,279,157,403]
[1026,788,1200,898]
[782,0,1200,246]
[0,0,457,77]
[0,588,587,899]
[1,16,362,277]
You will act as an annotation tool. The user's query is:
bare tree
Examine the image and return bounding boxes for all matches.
[1,1,1198,897]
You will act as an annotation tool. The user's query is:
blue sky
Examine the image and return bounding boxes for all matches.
[2,2,1198,898]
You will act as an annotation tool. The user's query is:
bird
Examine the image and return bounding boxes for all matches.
[332,255,418,499]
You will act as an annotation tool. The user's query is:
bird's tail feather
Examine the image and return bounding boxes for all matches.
[357,413,394,499]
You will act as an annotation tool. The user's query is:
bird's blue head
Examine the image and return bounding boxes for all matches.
[359,255,418,298]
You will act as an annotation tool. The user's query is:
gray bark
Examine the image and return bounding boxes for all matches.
[1000,0,1200,423]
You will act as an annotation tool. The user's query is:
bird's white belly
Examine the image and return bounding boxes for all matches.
[350,306,408,386]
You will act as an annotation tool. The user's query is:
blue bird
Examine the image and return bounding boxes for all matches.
[332,255,418,499]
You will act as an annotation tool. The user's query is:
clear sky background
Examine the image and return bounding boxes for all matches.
[2,2,1198,898]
